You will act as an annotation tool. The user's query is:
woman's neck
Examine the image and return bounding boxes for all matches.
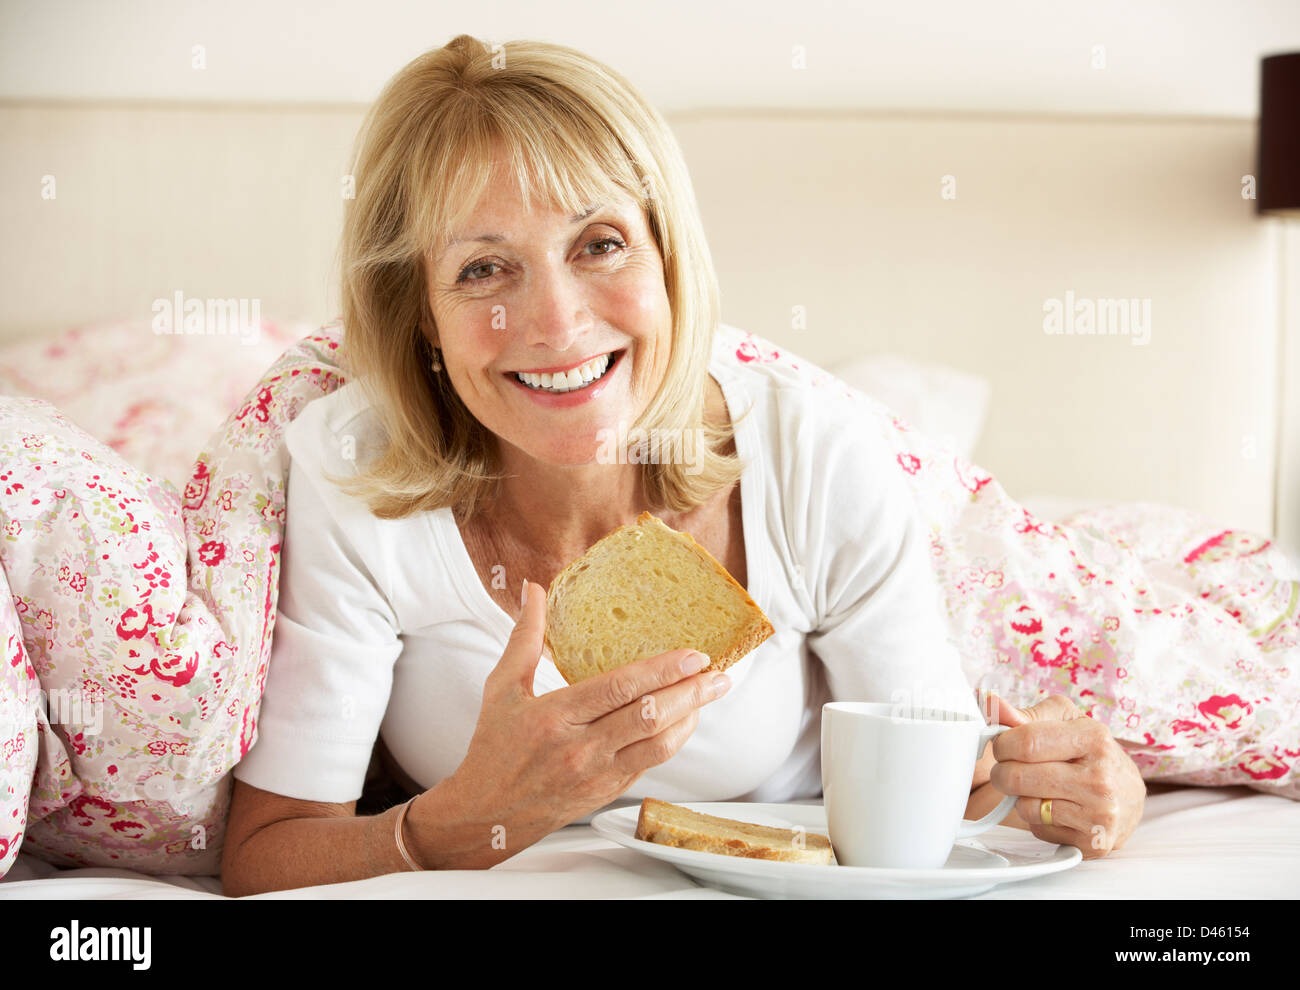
[485,455,652,561]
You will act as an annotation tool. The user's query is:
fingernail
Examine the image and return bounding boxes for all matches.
[681,651,709,675]
[520,579,529,609]
[711,674,731,699]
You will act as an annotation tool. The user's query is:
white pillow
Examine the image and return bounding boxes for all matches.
[0,317,316,491]
[830,354,991,460]
[1016,494,1116,522]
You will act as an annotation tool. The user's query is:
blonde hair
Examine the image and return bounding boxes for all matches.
[329,34,748,521]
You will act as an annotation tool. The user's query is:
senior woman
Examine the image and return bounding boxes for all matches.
[221,35,1145,896]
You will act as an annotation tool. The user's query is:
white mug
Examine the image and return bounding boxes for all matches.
[821,701,1019,869]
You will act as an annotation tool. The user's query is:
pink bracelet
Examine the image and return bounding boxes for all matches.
[395,796,423,871]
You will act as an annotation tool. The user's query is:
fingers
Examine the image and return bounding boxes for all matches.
[993,719,1141,861]
[987,692,1082,728]
[990,757,1088,802]
[983,692,1029,728]
[486,579,549,701]
[1021,818,1118,859]
[1020,694,1084,722]
[1015,795,1088,832]
[590,666,729,756]
[611,706,701,779]
[993,717,1105,763]
[561,647,714,725]
[1007,795,1111,858]
[1021,822,1099,855]
[1004,792,1115,857]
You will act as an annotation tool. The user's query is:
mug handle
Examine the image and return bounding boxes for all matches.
[955,723,1018,838]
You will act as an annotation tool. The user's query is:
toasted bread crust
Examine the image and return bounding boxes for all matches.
[635,512,774,674]
[542,511,774,684]
[634,797,834,865]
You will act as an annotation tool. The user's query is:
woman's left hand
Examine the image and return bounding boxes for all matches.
[984,692,1146,859]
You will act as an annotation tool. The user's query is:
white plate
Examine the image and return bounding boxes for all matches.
[590,802,1082,899]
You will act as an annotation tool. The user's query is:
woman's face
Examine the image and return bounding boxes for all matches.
[424,161,673,467]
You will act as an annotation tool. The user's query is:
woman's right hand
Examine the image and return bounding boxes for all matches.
[437,579,730,858]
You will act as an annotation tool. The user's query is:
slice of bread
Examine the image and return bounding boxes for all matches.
[543,510,774,684]
[634,797,835,865]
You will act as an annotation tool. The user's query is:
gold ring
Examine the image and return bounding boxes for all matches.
[1039,798,1053,826]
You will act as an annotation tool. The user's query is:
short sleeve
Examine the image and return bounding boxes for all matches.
[795,396,982,721]
[232,451,403,802]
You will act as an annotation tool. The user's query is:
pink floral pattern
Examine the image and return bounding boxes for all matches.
[0,323,344,877]
[0,318,311,493]
[1,320,1296,879]
[730,328,1300,798]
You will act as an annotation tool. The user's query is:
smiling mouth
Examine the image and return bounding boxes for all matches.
[511,349,624,393]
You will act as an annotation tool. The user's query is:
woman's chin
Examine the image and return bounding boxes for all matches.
[529,440,623,468]
[507,409,645,467]
[494,427,595,464]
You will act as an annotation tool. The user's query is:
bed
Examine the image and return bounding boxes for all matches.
[0,315,1295,900]
[0,784,1296,900]
[1,103,1296,900]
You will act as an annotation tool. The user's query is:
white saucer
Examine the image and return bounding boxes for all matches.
[590,801,1082,899]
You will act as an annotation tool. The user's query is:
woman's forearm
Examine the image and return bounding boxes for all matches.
[402,772,548,871]
[223,799,422,896]
[222,777,488,896]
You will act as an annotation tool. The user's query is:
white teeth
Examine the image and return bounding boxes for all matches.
[515,352,613,392]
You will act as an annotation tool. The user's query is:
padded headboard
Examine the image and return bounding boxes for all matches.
[0,101,1293,557]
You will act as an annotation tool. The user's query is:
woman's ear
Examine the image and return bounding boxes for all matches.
[417,258,441,349]
[418,307,440,351]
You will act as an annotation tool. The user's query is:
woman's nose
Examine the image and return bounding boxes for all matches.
[517,263,592,351]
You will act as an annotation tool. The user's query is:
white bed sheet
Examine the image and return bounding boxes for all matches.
[1,784,1295,899]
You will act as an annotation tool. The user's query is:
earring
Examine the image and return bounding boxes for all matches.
[430,348,442,373]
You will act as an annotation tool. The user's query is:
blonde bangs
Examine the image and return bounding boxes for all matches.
[410,90,653,275]
[328,34,746,522]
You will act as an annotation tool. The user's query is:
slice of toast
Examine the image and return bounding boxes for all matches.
[543,510,774,684]
[633,797,835,865]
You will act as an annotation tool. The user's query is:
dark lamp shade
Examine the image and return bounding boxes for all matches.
[1257,52,1300,217]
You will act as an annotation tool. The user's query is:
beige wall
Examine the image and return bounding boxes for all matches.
[672,113,1278,537]
[0,102,1288,546]
[0,102,362,339]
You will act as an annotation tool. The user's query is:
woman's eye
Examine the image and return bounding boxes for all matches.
[456,260,499,283]
[454,236,625,284]
[587,236,626,257]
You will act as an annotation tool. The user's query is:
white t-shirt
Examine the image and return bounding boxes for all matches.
[232,324,982,819]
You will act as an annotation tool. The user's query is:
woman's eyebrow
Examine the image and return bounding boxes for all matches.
[438,203,608,256]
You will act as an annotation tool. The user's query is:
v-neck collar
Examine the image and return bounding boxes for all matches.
[429,338,769,687]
